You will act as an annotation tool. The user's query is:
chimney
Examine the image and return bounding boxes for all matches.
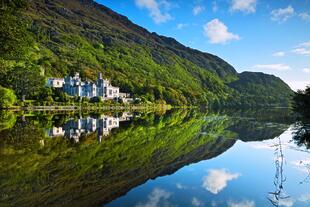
[98,72,103,79]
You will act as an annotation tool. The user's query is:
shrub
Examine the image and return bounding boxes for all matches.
[90,97,103,103]
[0,86,17,108]
[82,97,90,103]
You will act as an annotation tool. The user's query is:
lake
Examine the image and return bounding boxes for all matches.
[0,108,309,207]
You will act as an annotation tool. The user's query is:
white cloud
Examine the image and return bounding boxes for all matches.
[202,169,240,194]
[228,200,255,207]
[292,48,310,56]
[212,1,218,12]
[250,143,273,150]
[135,188,172,207]
[192,197,203,207]
[193,5,204,15]
[298,41,310,47]
[159,0,172,9]
[176,182,187,189]
[253,64,291,71]
[292,41,310,56]
[231,0,256,13]
[299,193,310,202]
[271,6,294,23]
[203,19,240,44]
[302,68,310,73]
[273,51,286,57]
[278,198,294,207]
[299,12,310,21]
[176,23,188,30]
[135,0,172,24]
[290,159,310,173]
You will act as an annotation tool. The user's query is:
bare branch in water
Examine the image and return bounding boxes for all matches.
[267,136,291,206]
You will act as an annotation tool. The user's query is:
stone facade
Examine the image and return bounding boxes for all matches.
[46,78,65,88]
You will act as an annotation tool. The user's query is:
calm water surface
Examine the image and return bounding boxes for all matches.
[0,108,309,207]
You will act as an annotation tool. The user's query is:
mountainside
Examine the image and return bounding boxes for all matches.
[0,0,293,106]
[228,72,293,106]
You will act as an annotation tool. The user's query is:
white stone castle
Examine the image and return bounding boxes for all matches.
[47,73,132,101]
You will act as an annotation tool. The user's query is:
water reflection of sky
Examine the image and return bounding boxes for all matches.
[106,126,310,207]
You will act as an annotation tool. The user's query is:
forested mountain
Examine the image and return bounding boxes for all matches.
[229,72,293,106]
[0,0,293,106]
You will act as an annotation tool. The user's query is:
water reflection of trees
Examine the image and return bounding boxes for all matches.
[0,110,237,207]
[292,122,310,149]
[0,108,295,207]
[292,85,310,150]
[0,110,17,132]
[299,161,310,185]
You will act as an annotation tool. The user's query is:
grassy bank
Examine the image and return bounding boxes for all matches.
[2,102,173,112]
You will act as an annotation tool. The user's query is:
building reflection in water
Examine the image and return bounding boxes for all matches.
[47,112,133,142]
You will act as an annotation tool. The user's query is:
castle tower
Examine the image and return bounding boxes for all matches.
[97,72,104,97]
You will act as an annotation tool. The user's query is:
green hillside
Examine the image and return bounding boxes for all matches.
[228,72,293,107]
[0,0,293,106]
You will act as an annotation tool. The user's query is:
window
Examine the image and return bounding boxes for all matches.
[109,89,112,95]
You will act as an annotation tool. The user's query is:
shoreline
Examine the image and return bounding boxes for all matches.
[0,104,175,111]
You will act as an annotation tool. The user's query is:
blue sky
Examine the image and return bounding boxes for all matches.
[96,0,310,90]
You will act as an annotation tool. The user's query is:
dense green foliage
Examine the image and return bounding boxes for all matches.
[0,0,293,105]
[0,86,17,108]
[0,0,45,100]
[292,85,310,149]
[228,72,293,107]
[293,86,310,118]
[0,110,17,131]
[4,65,45,100]
[0,0,33,60]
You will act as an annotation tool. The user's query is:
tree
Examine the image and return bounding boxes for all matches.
[90,97,102,103]
[38,87,53,101]
[293,85,310,118]
[0,85,17,108]
[6,65,45,101]
[292,85,310,149]
[0,110,17,131]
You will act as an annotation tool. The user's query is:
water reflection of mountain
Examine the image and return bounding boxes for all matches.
[47,112,133,142]
[221,108,293,142]
[0,109,294,207]
[228,119,289,142]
